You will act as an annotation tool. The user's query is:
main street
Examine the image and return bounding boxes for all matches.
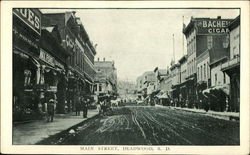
[38,106,239,145]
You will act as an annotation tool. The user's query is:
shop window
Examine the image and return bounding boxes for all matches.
[24,69,31,87]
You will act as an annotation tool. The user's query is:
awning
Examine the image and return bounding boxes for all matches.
[156,92,169,99]
[202,84,230,96]
[211,84,230,96]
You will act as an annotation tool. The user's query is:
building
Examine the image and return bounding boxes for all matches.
[142,71,157,96]
[94,58,117,100]
[154,68,168,92]
[170,63,181,104]
[183,16,233,108]
[13,9,43,121]
[179,55,188,102]
[136,75,144,99]
[197,49,210,99]
[221,15,240,112]
[42,11,97,113]
[136,71,157,104]
[39,25,70,114]
[183,17,198,106]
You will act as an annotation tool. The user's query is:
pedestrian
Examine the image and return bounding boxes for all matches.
[45,99,55,122]
[75,96,81,116]
[82,98,88,118]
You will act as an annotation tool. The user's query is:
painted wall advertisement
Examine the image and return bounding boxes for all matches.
[196,19,232,35]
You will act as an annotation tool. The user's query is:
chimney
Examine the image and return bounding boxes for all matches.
[103,58,105,61]
[97,57,99,61]
[72,11,76,15]
[217,16,221,19]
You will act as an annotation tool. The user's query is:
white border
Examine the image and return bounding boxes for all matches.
[1,1,249,154]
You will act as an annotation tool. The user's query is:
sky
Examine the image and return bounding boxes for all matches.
[41,9,239,82]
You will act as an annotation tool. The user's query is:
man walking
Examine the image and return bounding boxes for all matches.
[82,98,88,118]
[46,99,55,122]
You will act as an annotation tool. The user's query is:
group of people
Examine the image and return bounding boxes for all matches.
[38,95,91,123]
[75,97,90,118]
[97,99,112,116]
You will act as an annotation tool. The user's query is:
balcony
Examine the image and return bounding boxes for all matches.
[221,56,240,71]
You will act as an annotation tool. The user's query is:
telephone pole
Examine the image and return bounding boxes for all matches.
[173,34,175,63]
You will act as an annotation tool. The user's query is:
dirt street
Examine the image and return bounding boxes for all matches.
[37,106,239,145]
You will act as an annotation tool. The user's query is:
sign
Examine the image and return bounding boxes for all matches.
[47,86,57,92]
[40,49,55,67]
[40,49,65,70]
[13,26,39,49]
[196,19,232,35]
[13,9,41,35]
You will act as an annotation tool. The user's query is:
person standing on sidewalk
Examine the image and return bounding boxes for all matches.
[82,98,88,118]
[45,99,55,122]
[75,96,81,116]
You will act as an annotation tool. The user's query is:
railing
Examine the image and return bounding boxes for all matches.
[221,56,240,70]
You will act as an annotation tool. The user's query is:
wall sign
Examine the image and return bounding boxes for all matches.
[13,26,39,49]
[196,19,232,35]
[13,8,41,35]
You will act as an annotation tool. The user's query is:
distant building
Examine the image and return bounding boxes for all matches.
[170,63,181,103]
[136,75,144,99]
[94,58,117,99]
[221,15,240,112]
[136,71,157,101]
[179,55,188,101]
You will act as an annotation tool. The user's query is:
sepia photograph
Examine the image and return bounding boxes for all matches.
[1,1,250,154]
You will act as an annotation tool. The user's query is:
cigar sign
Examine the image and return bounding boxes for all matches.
[196,19,232,35]
[13,8,41,35]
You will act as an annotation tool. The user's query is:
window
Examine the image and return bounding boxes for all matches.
[223,72,226,84]
[194,58,196,72]
[201,66,203,80]
[207,36,213,49]
[99,84,102,92]
[207,62,209,79]
[197,67,199,80]
[94,84,97,91]
[191,60,193,74]
[204,64,206,80]
[215,73,217,85]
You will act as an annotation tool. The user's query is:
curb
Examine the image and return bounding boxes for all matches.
[36,113,100,145]
[173,107,239,121]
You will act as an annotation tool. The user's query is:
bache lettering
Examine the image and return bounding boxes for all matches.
[197,20,231,34]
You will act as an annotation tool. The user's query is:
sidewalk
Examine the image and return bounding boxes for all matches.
[155,104,239,121]
[173,107,239,121]
[13,109,99,145]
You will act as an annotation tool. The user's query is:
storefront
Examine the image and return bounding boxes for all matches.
[39,27,70,114]
[13,9,42,121]
[222,58,240,112]
[185,74,197,108]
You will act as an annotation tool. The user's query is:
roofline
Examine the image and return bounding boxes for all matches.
[228,15,240,31]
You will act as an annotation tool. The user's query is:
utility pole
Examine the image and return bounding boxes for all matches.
[182,16,185,55]
[173,34,175,63]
